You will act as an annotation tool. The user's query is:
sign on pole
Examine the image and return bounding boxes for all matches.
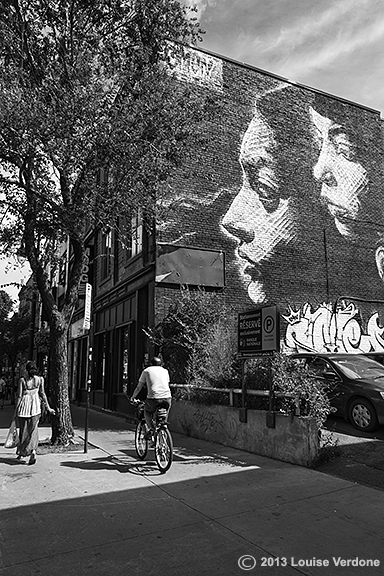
[83,283,92,331]
[238,306,280,355]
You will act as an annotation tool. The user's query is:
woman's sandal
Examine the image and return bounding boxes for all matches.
[28,454,36,465]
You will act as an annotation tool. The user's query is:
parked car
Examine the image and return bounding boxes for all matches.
[291,353,384,432]
[362,352,384,366]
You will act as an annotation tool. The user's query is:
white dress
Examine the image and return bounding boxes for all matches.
[17,376,42,418]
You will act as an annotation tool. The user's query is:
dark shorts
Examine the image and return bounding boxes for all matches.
[144,397,172,415]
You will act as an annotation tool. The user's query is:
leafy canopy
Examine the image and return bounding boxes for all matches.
[0,0,204,305]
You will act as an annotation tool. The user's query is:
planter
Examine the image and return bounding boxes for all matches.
[168,399,319,467]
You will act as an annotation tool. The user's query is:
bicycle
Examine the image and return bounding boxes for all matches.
[131,399,173,473]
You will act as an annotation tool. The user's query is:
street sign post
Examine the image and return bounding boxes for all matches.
[237,306,280,427]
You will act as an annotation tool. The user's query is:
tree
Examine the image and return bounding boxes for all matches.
[0,288,16,375]
[0,311,30,389]
[0,0,204,443]
[0,289,13,321]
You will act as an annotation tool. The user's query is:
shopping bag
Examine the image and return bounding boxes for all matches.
[4,420,19,449]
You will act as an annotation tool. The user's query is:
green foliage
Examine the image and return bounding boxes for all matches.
[172,385,230,406]
[0,0,207,326]
[0,0,207,443]
[150,287,331,428]
[312,431,342,467]
[145,286,240,385]
[0,290,13,321]
[187,321,241,387]
[247,353,331,428]
[0,311,30,370]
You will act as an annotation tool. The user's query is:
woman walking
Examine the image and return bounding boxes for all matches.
[13,361,55,465]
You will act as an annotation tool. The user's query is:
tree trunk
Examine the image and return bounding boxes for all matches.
[49,324,74,445]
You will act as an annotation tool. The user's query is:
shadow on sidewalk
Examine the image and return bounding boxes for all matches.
[0,456,29,466]
[60,456,165,476]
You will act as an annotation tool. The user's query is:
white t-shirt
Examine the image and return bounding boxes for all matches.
[139,366,171,399]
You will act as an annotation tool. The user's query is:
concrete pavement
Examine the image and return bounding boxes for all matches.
[0,401,383,575]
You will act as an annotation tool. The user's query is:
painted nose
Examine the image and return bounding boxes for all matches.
[313,142,333,183]
[222,213,255,244]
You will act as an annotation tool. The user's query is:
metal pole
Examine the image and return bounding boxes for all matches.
[239,357,247,422]
[241,358,246,410]
[84,344,92,454]
[266,353,275,428]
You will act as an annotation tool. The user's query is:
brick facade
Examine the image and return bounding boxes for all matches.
[155,47,384,354]
[68,45,384,413]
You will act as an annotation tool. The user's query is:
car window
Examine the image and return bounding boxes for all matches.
[333,356,384,379]
[307,358,336,377]
[292,358,307,368]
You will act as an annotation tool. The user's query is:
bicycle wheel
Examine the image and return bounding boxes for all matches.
[154,426,173,473]
[134,421,148,460]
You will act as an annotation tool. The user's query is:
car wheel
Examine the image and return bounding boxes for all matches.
[348,398,379,432]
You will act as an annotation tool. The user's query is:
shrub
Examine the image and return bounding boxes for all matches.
[145,286,240,386]
[246,353,331,429]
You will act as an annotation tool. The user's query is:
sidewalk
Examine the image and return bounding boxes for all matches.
[1,401,383,575]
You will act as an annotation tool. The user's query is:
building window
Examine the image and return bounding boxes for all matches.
[122,209,143,261]
[131,209,143,258]
[100,229,112,280]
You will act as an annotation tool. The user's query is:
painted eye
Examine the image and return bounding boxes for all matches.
[333,133,354,160]
[243,160,280,212]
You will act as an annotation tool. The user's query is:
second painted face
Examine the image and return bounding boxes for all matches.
[310,106,369,240]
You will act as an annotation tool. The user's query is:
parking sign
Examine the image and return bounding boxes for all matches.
[238,306,279,354]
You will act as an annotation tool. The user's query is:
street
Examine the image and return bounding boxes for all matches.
[317,414,384,491]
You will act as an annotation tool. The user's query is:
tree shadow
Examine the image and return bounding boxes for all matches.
[60,455,163,476]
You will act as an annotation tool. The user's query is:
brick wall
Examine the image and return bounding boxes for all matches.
[155,47,384,354]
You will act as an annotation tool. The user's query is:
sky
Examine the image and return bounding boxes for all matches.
[1,0,384,305]
[187,0,384,115]
[0,257,30,310]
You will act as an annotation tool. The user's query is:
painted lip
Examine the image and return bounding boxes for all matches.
[238,246,263,271]
[235,249,262,281]
[244,263,261,281]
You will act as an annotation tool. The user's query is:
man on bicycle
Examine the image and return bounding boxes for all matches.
[130,356,171,439]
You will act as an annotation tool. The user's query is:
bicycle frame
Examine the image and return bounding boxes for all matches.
[133,400,173,473]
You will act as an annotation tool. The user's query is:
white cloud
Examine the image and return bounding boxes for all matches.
[265,0,370,55]
[281,15,384,81]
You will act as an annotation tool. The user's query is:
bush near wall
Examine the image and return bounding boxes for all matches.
[146,285,241,385]
[147,287,331,430]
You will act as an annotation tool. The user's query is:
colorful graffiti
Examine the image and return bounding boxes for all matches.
[283,301,384,353]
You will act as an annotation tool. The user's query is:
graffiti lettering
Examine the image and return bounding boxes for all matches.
[194,408,238,440]
[168,48,223,90]
[283,302,384,353]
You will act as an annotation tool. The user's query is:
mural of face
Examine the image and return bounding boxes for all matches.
[310,106,369,241]
[221,86,316,304]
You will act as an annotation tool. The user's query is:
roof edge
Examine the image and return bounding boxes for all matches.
[184,41,381,117]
